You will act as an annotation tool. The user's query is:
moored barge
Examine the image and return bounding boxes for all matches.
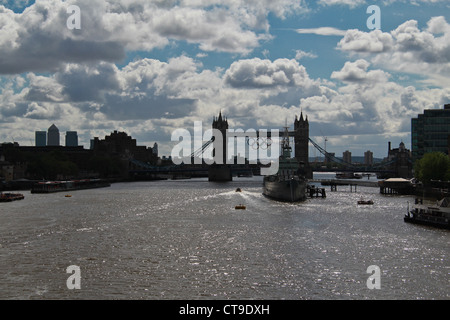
[404,197,450,229]
[31,179,110,194]
[0,193,25,202]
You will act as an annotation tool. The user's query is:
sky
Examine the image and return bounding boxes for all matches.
[0,0,450,159]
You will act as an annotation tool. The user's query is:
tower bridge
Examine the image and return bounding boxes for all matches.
[130,111,408,181]
[207,111,311,181]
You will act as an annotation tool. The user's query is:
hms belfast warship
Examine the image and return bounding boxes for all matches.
[263,125,307,202]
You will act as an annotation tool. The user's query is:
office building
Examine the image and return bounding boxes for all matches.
[364,150,373,166]
[66,131,78,147]
[47,124,60,146]
[153,142,158,157]
[91,130,157,164]
[325,152,335,164]
[386,141,413,178]
[448,135,450,158]
[35,131,46,147]
[343,150,352,164]
[411,104,450,161]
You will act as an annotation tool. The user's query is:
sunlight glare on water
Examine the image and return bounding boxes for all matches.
[0,174,448,299]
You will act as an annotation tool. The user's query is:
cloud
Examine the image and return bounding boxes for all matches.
[0,0,127,74]
[301,58,450,145]
[1,1,448,158]
[1,52,449,156]
[337,29,394,53]
[317,0,366,8]
[67,56,202,120]
[177,0,309,21]
[318,0,448,7]
[24,101,65,120]
[331,59,391,83]
[295,50,318,60]
[224,58,316,89]
[337,17,450,86]
[56,62,121,102]
[23,73,66,103]
[296,27,347,36]
[0,0,312,75]
[150,5,268,54]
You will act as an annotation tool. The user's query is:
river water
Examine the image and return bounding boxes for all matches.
[0,173,448,300]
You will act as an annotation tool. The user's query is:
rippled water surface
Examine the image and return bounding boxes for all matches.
[0,174,448,299]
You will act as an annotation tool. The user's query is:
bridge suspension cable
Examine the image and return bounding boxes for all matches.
[308,138,355,169]
[308,137,401,171]
[190,136,215,158]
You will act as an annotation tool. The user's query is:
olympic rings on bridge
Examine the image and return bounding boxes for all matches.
[247,137,273,150]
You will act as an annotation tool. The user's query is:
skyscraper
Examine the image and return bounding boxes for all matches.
[65,131,78,147]
[343,150,352,164]
[35,131,46,147]
[47,124,60,146]
[364,150,373,166]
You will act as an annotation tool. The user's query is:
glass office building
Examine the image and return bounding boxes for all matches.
[411,104,450,162]
[35,131,46,147]
[65,131,78,147]
[47,124,60,146]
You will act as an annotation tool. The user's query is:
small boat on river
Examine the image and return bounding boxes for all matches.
[358,198,374,205]
[31,179,110,194]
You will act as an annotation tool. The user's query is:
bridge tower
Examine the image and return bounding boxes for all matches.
[212,111,228,164]
[209,111,232,181]
[294,112,313,179]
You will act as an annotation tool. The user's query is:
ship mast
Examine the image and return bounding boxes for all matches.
[282,120,291,157]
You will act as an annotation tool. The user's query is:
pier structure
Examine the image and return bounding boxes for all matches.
[378,178,414,195]
[310,179,379,192]
[307,185,326,198]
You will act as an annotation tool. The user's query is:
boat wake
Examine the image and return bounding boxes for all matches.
[150,187,269,214]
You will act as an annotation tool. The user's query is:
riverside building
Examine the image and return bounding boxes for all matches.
[411,104,450,162]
